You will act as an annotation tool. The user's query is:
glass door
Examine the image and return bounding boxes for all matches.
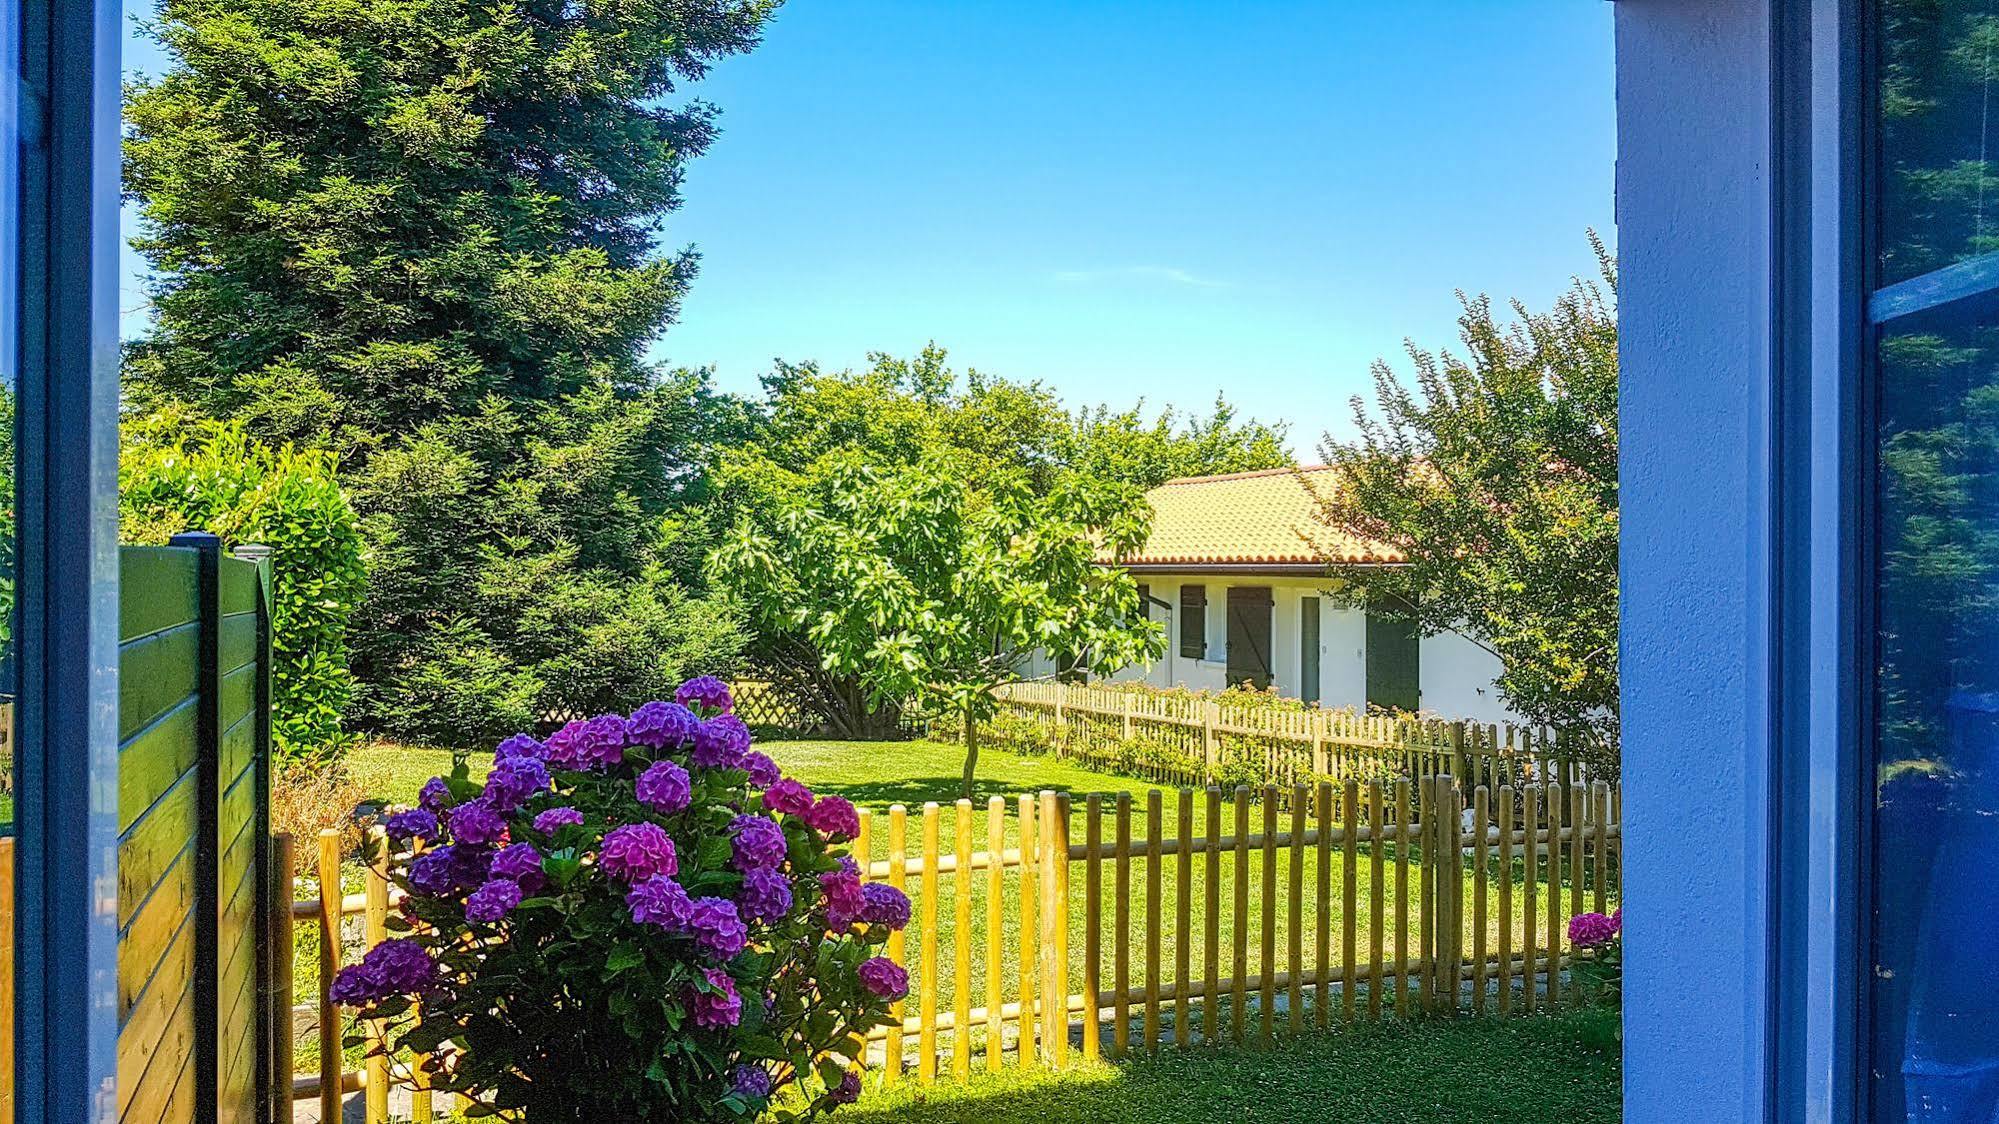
[1867,3,1999,1119]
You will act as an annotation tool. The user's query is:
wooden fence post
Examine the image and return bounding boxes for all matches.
[269,834,295,1124]
[316,830,343,1124]
[985,798,1005,1072]
[1017,795,1038,1068]
[365,828,390,1124]
[1082,795,1102,1065]
[884,806,908,1085]
[918,803,940,1085]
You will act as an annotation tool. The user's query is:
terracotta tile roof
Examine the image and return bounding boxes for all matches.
[1104,465,1403,568]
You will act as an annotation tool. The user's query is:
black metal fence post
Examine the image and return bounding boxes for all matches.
[170,531,224,1123]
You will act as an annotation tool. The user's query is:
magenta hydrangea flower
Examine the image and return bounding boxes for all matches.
[635,760,692,815]
[383,808,440,844]
[861,882,911,930]
[418,776,453,812]
[482,755,550,813]
[857,956,909,1000]
[1568,911,1620,949]
[692,715,751,769]
[493,733,547,762]
[687,897,748,961]
[1612,906,1623,931]
[545,714,628,770]
[489,843,546,893]
[762,778,814,817]
[738,867,793,924]
[627,876,694,929]
[803,794,860,841]
[533,806,584,835]
[449,801,508,847]
[466,877,523,923]
[821,867,865,931]
[600,822,678,883]
[626,700,700,749]
[731,1064,773,1100]
[830,1071,861,1105]
[675,676,735,715]
[742,752,781,788]
[730,815,788,871]
[689,966,742,1029]
[329,938,438,1006]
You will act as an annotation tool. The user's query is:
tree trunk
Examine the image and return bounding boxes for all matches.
[960,700,980,800]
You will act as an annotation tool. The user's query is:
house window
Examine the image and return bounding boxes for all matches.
[1866,6,1999,1118]
[1178,584,1206,660]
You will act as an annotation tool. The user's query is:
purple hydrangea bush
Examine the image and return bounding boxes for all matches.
[330,680,908,1121]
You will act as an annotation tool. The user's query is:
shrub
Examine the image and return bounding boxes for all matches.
[332,679,902,1120]
[270,762,370,878]
[121,414,366,764]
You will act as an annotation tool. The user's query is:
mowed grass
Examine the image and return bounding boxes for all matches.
[845,1009,1622,1124]
[295,739,1617,1082]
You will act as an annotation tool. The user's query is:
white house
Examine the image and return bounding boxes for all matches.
[1030,466,1518,724]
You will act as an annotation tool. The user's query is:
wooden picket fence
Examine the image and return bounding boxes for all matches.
[285,775,1620,1117]
[851,775,1619,1086]
[984,680,1590,796]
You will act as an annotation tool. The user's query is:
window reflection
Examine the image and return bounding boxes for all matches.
[1872,300,1999,1124]
[1879,0,1999,286]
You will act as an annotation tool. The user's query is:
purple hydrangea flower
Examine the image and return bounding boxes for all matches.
[689,966,742,1029]
[328,938,438,1006]
[692,714,751,769]
[627,876,694,929]
[625,700,700,750]
[1568,911,1620,949]
[493,733,547,762]
[762,778,814,817]
[600,822,678,883]
[803,795,860,841]
[857,956,909,1000]
[730,815,788,871]
[687,897,748,961]
[489,843,546,893]
[466,878,523,923]
[407,844,494,897]
[738,867,793,924]
[482,755,550,813]
[675,676,735,715]
[731,1064,773,1100]
[635,760,692,815]
[861,882,911,930]
[418,776,453,812]
[545,714,628,770]
[533,806,584,835]
[383,808,440,844]
[830,1071,861,1105]
[449,801,508,847]
[821,868,865,931]
[742,752,781,788]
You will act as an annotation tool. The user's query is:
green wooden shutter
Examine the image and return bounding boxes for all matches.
[1365,596,1421,712]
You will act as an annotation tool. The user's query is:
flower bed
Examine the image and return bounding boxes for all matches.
[332,676,910,1121]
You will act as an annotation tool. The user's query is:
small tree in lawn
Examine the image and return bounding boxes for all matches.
[710,459,1164,796]
[1311,239,1619,775]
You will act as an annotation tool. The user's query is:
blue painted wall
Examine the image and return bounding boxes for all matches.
[1616,2,1776,1120]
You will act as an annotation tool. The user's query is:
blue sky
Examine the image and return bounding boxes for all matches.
[122,0,1615,452]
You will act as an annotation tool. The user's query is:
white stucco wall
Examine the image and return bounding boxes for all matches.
[1418,631,1513,725]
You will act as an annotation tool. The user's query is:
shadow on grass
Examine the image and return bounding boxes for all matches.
[844,1010,1622,1124]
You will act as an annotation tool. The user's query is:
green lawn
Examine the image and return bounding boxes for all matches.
[845,1009,1622,1124]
